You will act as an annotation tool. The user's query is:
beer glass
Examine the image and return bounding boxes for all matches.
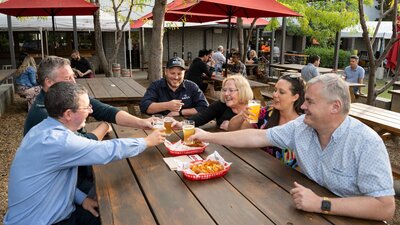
[182,120,195,145]
[164,117,173,136]
[152,115,165,133]
[247,100,261,124]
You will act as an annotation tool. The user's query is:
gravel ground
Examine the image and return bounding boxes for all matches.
[0,93,399,224]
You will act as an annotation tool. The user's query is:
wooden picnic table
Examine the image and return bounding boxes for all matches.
[76,77,146,114]
[347,82,366,103]
[349,102,400,137]
[0,69,16,84]
[211,75,269,105]
[90,123,384,225]
[284,53,309,65]
[270,63,333,74]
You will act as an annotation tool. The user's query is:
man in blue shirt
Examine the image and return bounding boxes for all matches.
[190,74,395,221]
[301,55,320,82]
[140,57,208,117]
[344,55,365,94]
[4,82,166,225]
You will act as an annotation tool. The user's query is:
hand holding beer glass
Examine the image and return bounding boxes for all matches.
[183,120,195,145]
[247,100,261,124]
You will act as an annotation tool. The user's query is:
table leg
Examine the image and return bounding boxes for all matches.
[349,87,356,103]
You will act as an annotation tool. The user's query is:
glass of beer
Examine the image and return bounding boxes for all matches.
[164,117,173,136]
[152,115,165,133]
[182,120,195,145]
[248,99,261,124]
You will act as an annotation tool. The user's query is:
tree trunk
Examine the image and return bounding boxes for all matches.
[93,0,110,76]
[148,0,167,82]
[359,0,399,105]
[244,18,257,62]
[237,18,245,62]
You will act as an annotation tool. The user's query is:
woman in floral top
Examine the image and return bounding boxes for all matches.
[228,74,306,168]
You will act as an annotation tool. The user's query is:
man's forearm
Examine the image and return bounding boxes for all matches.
[115,111,143,127]
[146,102,170,114]
[202,129,269,148]
[326,196,395,221]
[181,108,198,117]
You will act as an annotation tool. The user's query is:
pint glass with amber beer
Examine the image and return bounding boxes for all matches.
[248,100,261,123]
[164,117,173,136]
[183,120,195,145]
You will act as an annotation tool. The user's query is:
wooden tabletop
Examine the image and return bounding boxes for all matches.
[270,63,333,74]
[350,102,400,136]
[76,77,146,114]
[0,69,16,83]
[91,124,384,225]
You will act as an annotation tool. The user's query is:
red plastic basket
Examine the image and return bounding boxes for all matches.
[166,143,207,156]
[183,160,231,180]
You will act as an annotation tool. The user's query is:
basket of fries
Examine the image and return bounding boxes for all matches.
[164,140,208,156]
[177,151,232,180]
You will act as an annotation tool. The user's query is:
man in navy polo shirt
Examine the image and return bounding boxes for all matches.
[140,57,208,117]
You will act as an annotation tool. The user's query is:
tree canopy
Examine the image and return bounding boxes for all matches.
[275,0,373,47]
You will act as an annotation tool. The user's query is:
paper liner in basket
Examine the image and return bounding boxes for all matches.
[164,140,208,154]
[176,151,232,179]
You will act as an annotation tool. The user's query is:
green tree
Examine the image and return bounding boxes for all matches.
[277,0,370,47]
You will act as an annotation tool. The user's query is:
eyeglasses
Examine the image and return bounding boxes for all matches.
[222,88,239,93]
[78,104,93,112]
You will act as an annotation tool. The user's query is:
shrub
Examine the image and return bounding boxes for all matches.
[304,47,351,69]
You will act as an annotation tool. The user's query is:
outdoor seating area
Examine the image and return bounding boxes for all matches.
[2,0,400,224]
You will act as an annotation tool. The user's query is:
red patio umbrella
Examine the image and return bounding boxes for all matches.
[386,16,400,71]
[174,0,301,71]
[218,17,269,27]
[0,0,98,55]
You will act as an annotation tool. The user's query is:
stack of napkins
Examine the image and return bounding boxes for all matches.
[163,154,202,170]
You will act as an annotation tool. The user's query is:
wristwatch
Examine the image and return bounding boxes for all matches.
[321,197,331,214]
[179,108,184,117]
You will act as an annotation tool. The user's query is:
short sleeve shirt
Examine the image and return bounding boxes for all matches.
[344,65,365,83]
[266,115,394,197]
[301,63,319,82]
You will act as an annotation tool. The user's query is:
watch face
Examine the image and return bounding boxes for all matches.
[321,200,331,211]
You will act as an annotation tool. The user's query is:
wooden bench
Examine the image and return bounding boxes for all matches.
[0,84,14,117]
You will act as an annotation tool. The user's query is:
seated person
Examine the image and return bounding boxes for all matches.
[227,52,247,77]
[15,55,41,110]
[70,50,94,78]
[246,50,258,64]
[3,82,165,225]
[343,55,365,94]
[185,49,213,93]
[24,56,156,137]
[190,74,395,221]
[188,75,253,130]
[229,74,306,167]
[140,57,209,117]
[301,55,320,82]
[212,45,226,73]
[246,50,259,76]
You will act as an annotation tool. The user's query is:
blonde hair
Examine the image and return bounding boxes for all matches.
[220,75,253,104]
[249,50,257,59]
[16,55,36,76]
